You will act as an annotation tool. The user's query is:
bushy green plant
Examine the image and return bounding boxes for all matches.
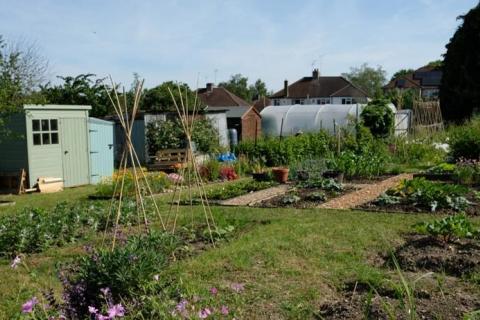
[289,157,327,181]
[388,178,470,212]
[414,213,480,243]
[391,136,447,167]
[305,191,326,202]
[297,178,344,191]
[199,159,221,181]
[449,117,480,160]
[61,232,179,319]
[360,98,394,138]
[455,158,480,185]
[374,193,401,206]
[281,194,301,204]
[146,118,220,154]
[205,180,278,200]
[426,162,456,174]
[94,170,171,197]
[235,131,334,167]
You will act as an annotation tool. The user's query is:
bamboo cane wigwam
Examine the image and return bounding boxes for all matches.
[101,78,216,249]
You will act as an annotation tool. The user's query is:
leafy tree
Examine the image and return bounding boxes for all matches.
[360,98,394,138]
[385,88,420,110]
[0,35,48,139]
[41,74,112,117]
[440,3,480,122]
[218,74,269,103]
[342,63,387,98]
[142,81,202,112]
[391,68,414,81]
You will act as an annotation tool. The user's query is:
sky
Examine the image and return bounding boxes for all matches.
[0,0,478,92]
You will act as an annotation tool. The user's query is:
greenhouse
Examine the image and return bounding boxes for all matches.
[260,103,397,136]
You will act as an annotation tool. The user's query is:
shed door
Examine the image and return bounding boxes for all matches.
[89,121,114,184]
[60,118,90,187]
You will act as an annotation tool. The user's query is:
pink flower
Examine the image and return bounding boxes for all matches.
[107,304,125,318]
[96,315,108,320]
[21,297,38,313]
[220,305,229,315]
[167,173,184,183]
[198,308,212,319]
[100,287,110,296]
[10,256,21,269]
[88,306,98,314]
[230,283,245,293]
[210,287,218,296]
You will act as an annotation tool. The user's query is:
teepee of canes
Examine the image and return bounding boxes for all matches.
[101,76,166,250]
[164,84,216,244]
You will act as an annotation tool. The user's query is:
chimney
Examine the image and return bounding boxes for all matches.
[283,80,289,97]
[206,83,214,92]
[312,68,320,79]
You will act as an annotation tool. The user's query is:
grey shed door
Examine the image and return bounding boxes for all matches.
[60,118,90,187]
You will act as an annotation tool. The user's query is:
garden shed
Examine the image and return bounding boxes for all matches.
[0,105,92,189]
[88,118,114,184]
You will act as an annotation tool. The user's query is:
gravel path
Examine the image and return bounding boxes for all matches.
[317,173,414,210]
[219,184,290,206]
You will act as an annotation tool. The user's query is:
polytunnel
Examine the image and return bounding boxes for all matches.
[260,104,396,137]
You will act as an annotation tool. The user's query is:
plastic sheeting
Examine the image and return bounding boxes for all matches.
[260,104,396,137]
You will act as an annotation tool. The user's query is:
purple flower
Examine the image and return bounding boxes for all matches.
[230,283,245,293]
[10,256,21,269]
[21,297,38,313]
[198,308,212,319]
[107,304,125,318]
[221,305,229,315]
[88,306,98,314]
[96,315,109,320]
[100,287,110,296]
[210,287,218,296]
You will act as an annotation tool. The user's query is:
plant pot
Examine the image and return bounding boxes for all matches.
[252,172,269,182]
[272,167,289,184]
[323,171,344,183]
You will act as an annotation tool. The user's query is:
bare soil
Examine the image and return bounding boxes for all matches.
[318,276,480,319]
[391,234,480,277]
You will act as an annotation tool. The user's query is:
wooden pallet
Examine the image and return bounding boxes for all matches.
[148,148,191,171]
[0,169,26,194]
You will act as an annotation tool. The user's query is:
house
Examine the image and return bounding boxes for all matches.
[270,69,369,106]
[383,64,442,100]
[197,83,261,141]
[253,96,271,113]
[0,105,114,190]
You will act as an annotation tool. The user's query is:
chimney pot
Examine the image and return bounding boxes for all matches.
[206,83,214,92]
[284,80,289,97]
[312,68,320,79]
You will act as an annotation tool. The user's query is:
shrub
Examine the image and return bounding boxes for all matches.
[388,178,470,212]
[414,213,479,243]
[455,158,480,185]
[146,118,220,154]
[60,232,179,319]
[199,159,221,181]
[391,136,447,166]
[449,117,480,160]
[360,98,394,138]
[426,162,456,174]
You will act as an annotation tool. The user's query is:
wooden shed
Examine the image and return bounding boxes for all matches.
[0,105,93,189]
[206,106,261,141]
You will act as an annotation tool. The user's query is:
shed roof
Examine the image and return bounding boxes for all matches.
[24,104,92,110]
[197,86,251,107]
[206,106,257,118]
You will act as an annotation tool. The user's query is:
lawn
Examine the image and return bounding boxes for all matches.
[0,193,451,318]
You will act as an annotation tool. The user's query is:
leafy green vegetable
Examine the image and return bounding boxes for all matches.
[414,214,479,243]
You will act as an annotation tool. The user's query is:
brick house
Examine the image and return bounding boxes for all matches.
[270,69,369,106]
[197,83,261,141]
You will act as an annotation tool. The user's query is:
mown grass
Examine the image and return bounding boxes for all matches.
[0,200,442,319]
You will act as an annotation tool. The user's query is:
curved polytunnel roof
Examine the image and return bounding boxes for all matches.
[260,104,396,136]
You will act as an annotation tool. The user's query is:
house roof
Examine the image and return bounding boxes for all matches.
[270,76,368,99]
[384,64,443,90]
[197,86,251,107]
[206,106,259,119]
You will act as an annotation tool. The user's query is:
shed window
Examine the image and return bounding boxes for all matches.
[32,119,59,145]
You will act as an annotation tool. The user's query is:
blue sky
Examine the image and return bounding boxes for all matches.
[0,0,477,91]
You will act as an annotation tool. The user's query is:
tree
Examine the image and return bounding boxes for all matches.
[41,74,112,117]
[249,79,268,101]
[342,63,387,98]
[440,3,480,122]
[391,68,414,81]
[218,74,251,102]
[0,35,49,138]
[142,81,201,112]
